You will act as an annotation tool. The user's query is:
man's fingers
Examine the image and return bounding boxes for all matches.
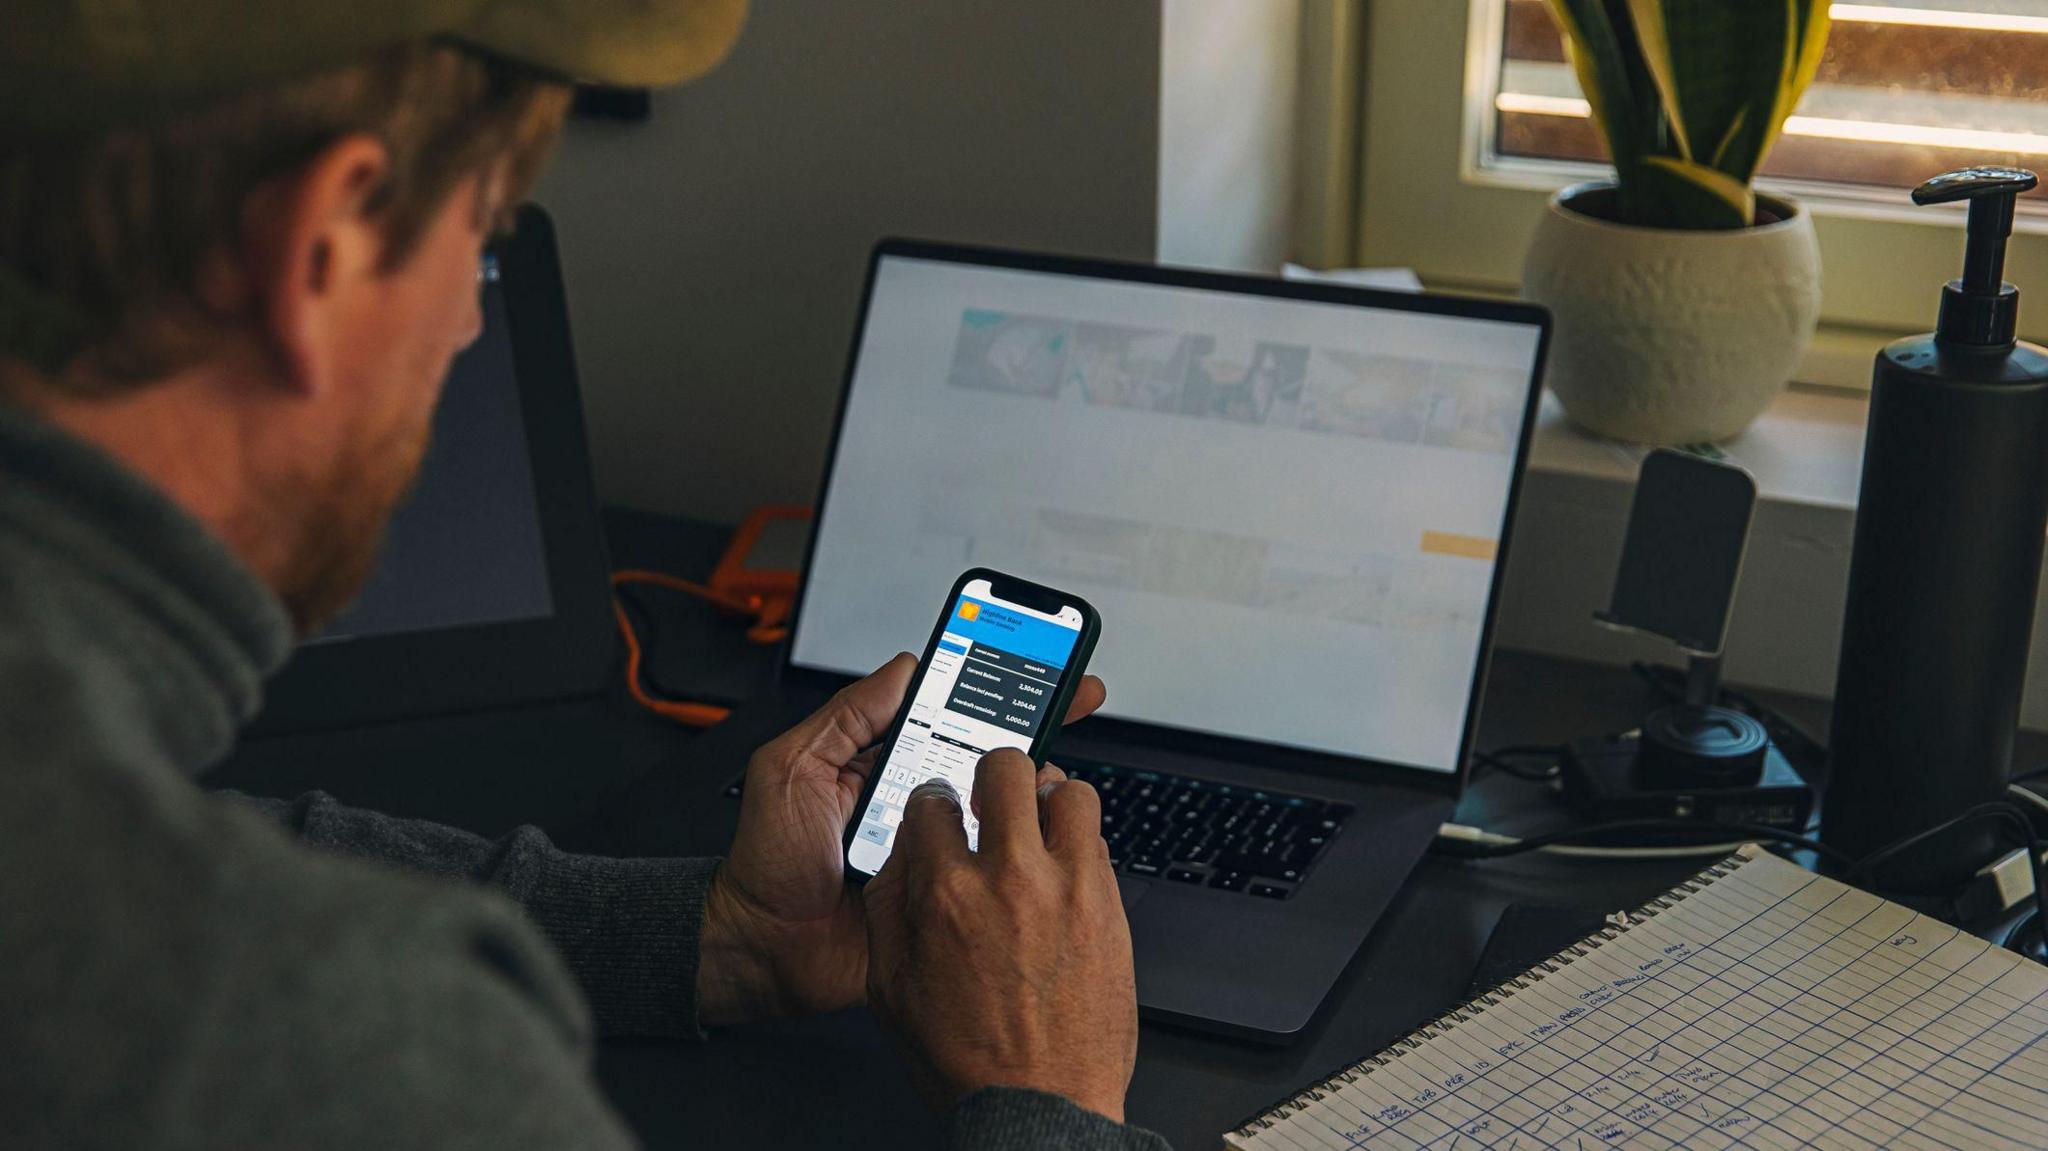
[773,652,917,772]
[1062,675,1107,725]
[1041,778,1106,858]
[972,749,1044,860]
[892,780,972,879]
[1034,763,1067,834]
[861,848,910,998]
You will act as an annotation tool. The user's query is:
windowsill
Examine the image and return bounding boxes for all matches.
[1527,385,1869,510]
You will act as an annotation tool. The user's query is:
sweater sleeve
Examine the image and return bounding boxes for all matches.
[947,1089,1174,1151]
[223,789,716,1039]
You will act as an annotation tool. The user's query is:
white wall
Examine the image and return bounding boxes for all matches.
[1157,0,1302,272]
[535,1,1163,523]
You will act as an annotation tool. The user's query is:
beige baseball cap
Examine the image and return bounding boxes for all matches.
[1,0,749,135]
[0,0,746,372]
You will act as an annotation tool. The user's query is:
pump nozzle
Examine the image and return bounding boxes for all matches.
[1913,167,2038,348]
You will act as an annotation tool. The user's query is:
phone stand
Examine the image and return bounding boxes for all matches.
[1560,452,1809,828]
[1634,655,1768,790]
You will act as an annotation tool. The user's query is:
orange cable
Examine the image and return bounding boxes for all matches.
[610,569,742,728]
[612,597,731,727]
[611,568,756,612]
[612,568,791,644]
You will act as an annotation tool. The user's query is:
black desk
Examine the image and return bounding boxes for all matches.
[569,637,1788,1151]
[206,511,2007,1151]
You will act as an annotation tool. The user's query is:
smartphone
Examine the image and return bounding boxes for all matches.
[842,568,1100,881]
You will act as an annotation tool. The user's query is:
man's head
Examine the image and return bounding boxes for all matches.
[0,46,570,632]
[0,2,744,634]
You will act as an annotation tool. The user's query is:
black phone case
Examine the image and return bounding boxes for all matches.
[840,567,1100,881]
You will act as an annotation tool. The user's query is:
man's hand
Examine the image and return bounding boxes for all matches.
[863,749,1139,1123]
[698,654,1106,1027]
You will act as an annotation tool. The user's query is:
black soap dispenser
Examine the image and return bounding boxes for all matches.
[1824,167,2048,892]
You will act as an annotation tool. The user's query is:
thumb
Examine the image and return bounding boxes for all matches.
[764,652,917,772]
[890,779,972,881]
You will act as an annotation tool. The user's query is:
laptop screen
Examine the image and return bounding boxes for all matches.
[791,253,1542,774]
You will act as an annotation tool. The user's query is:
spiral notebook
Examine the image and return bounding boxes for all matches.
[1227,845,2048,1151]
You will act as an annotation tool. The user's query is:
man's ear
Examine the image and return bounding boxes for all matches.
[237,135,393,398]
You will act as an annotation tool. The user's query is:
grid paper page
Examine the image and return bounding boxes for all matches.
[1227,846,2048,1151]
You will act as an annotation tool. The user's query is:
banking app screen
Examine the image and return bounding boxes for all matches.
[848,579,1083,875]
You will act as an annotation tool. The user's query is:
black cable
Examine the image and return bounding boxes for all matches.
[1482,744,1564,759]
[1491,761,1560,782]
[1847,802,2030,883]
[1480,672,2047,962]
[1440,800,2048,965]
[2012,813,2048,964]
[1472,744,1565,782]
[2009,910,2046,963]
[1994,803,2048,961]
[2007,782,2048,961]
[1838,801,2047,963]
[1433,817,1856,870]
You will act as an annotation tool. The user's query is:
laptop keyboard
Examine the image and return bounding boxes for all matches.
[1060,759,1351,900]
[727,759,1352,899]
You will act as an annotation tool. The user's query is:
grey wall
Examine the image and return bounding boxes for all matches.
[535,1,1163,524]
[1157,0,1300,273]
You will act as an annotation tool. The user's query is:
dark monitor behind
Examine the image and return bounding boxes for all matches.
[248,207,614,735]
[316,254,555,644]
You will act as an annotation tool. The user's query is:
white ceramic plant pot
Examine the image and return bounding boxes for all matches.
[1522,181,1823,444]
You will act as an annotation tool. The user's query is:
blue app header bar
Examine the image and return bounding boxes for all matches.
[946,596,1080,670]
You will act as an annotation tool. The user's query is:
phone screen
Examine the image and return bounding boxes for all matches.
[847,577,1086,876]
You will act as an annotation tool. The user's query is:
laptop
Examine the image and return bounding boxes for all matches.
[783,240,1550,1043]
[212,206,624,828]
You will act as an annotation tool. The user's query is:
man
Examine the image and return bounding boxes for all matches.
[0,2,1167,1148]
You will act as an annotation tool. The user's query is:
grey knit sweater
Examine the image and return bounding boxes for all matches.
[0,401,1169,1151]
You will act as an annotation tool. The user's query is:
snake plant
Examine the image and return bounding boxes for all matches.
[1544,0,1831,229]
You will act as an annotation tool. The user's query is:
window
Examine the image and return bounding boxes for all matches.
[1484,1,2048,210]
[1352,0,2048,369]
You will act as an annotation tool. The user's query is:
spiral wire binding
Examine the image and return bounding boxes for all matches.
[1231,851,1754,1139]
